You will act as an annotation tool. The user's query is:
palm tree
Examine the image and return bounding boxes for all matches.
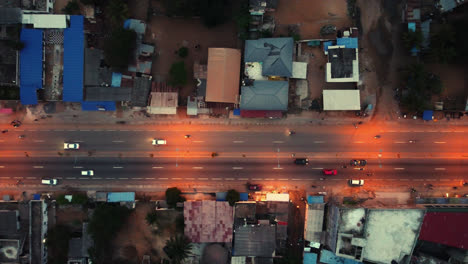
[107,0,128,27]
[164,235,192,264]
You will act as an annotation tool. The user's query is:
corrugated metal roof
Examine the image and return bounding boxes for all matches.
[303,253,318,264]
[0,7,22,24]
[244,38,293,77]
[20,28,43,105]
[419,212,468,249]
[240,81,289,111]
[107,192,135,202]
[336,38,358,49]
[63,15,84,102]
[307,196,324,204]
[233,225,276,257]
[206,48,241,104]
[111,72,122,87]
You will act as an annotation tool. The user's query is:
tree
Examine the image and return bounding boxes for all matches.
[200,0,227,28]
[165,187,185,208]
[80,0,98,5]
[430,24,456,63]
[146,212,158,226]
[71,193,88,205]
[168,61,187,87]
[88,204,131,264]
[177,47,188,58]
[56,194,69,205]
[402,29,423,50]
[107,0,129,26]
[104,28,137,69]
[164,235,192,264]
[226,189,240,206]
[62,0,80,14]
[46,225,71,264]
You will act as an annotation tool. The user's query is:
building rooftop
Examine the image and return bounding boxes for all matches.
[147,92,178,114]
[249,0,278,14]
[107,192,135,202]
[0,8,21,24]
[84,48,112,87]
[130,76,151,107]
[206,48,241,104]
[323,90,360,111]
[240,80,289,111]
[63,15,84,102]
[326,47,358,82]
[84,86,132,101]
[184,201,234,243]
[419,212,468,250]
[233,225,276,257]
[338,208,365,235]
[0,239,19,263]
[305,203,325,243]
[22,14,67,28]
[19,28,43,105]
[244,38,293,77]
[0,210,18,235]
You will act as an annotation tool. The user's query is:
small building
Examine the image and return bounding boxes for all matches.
[249,0,278,15]
[326,45,359,83]
[240,80,289,111]
[304,196,325,246]
[419,212,468,250]
[0,7,22,24]
[67,223,93,264]
[233,225,276,257]
[184,201,234,243]
[322,90,360,111]
[107,192,135,203]
[147,92,178,115]
[22,14,67,28]
[19,28,43,105]
[124,19,154,75]
[0,210,19,235]
[244,38,293,78]
[205,48,241,104]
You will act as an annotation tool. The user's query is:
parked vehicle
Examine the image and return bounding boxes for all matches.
[64,143,80,149]
[294,158,309,165]
[348,179,364,186]
[322,169,337,175]
[41,179,58,185]
[152,139,167,145]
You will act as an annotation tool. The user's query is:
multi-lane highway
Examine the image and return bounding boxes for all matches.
[0,125,466,188]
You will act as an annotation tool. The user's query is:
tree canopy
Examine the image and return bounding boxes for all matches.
[430,24,456,63]
[402,29,423,51]
[87,204,131,264]
[165,187,186,208]
[162,0,228,27]
[62,0,80,15]
[168,61,188,87]
[46,225,71,264]
[104,28,137,69]
[107,0,129,27]
[164,235,192,264]
[226,189,240,206]
[146,212,158,226]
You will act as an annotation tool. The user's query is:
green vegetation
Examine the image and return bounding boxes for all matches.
[177,47,188,58]
[0,86,19,100]
[62,0,80,15]
[162,0,229,27]
[168,61,188,87]
[233,0,250,40]
[107,0,129,27]
[165,187,186,208]
[104,28,137,69]
[226,189,240,206]
[56,193,88,205]
[46,225,72,264]
[146,211,158,226]
[88,204,132,264]
[402,30,423,51]
[401,63,443,112]
[164,235,192,264]
[429,24,456,64]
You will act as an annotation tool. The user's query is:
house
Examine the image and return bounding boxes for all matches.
[322,90,360,111]
[240,80,288,111]
[249,0,278,15]
[205,48,241,104]
[68,223,93,264]
[324,206,425,264]
[124,19,154,75]
[147,92,178,115]
[438,0,467,12]
[0,0,54,13]
[304,196,325,246]
[184,201,234,243]
[232,225,276,257]
[0,7,22,24]
[244,38,293,78]
[419,212,468,250]
[325,38,359,83]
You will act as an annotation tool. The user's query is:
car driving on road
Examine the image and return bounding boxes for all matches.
[294,158,309,165]
[64,143,80,150]
[248,184,262,191]
[350,160,367,166]
[348,179,364,186]
[42,179,58,185]
[322,169,337,175]
[81,170,94,176]
[152,139,167,145]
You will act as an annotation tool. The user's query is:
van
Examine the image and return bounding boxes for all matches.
[42,179,58,185]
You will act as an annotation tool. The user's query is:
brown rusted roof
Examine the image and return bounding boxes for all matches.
[206,48,241,104]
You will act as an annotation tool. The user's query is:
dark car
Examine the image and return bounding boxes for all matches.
[294,158,309,165]
[248,184,262,191]
[350,160,367,166]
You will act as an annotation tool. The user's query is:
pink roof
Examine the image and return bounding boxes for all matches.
[419,212,468,249]
[184,201,233,243]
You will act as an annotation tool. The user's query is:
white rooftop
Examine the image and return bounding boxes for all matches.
[323,90,360,111]
[22,14,67,28]
[339,208,365,234]
[244,62,267,80]
[292,61,307,79]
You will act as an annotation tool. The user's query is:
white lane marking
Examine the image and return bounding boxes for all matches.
[354,141,364,144]
[107,130,116,131]
[226,178,234,180]
[312,168,323,170]
[252,178,262,180]
[93,177,102,179]
[112,140,125,143]
[394,141,406,144]
[441,131,451,133]
[34,140,44,142]
[279,178,289,181]
[152,166,164,169]
[113,166,124,169]
[80,129,90,131]
[434,142,446,144]
[67,177,76,179]
[186,178,194,180]
[145,178,152,179]
[79,177,87,180]
[273,141,284,143]
[233,141,244,143]
[172,178,182,180]
[400,179,409,181]
[0,166,4,168]
[13,177,22,179]
[33,166,43,168]
[107,177,115,179]
[26,177,35,179]
[394,168,405,170]
[67,130,76,131]
[212,178,221,180]
[239,178,248,180]
[73,166,83,169]
[198,178,208,180]
[75,140,84,143]
[314,141,325,143]
[273,167,283,170]
[265,178,274,180]
[134,178,142,179]
[454,131,464,133]
[434,168,446,170]
[232,167,243,170]
[193,140,204,143]
[192,167,203,169]
[292,179,302,181]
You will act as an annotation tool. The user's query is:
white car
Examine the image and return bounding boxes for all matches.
[64,143,80,150]
[349,179,364,186]
[42,179,58,185]
[152,139,167,145]
[81,170,94,176]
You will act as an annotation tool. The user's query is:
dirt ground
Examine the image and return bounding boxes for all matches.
[143,1,239,98]
[273,0,351,39]
[112,203,183,263]
[55,205,88,231]
[53,0,70,14]
[426,64,467,99]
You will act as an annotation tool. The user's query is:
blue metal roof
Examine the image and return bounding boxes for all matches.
[20,28,43,105]
[323,41,334,53]
[81,101,116,111]
[240,192,248,201]
[216,192,227,201]
[320,249,363,264]
[111,72,122,87]
[423,110,433,121]
[307,195,324,204]
[304,252,318,264]
[107,192,135,202]
[336,38,358,49]
[408,22,416,32]
[63,15,84,102]
[33,194,41,200]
